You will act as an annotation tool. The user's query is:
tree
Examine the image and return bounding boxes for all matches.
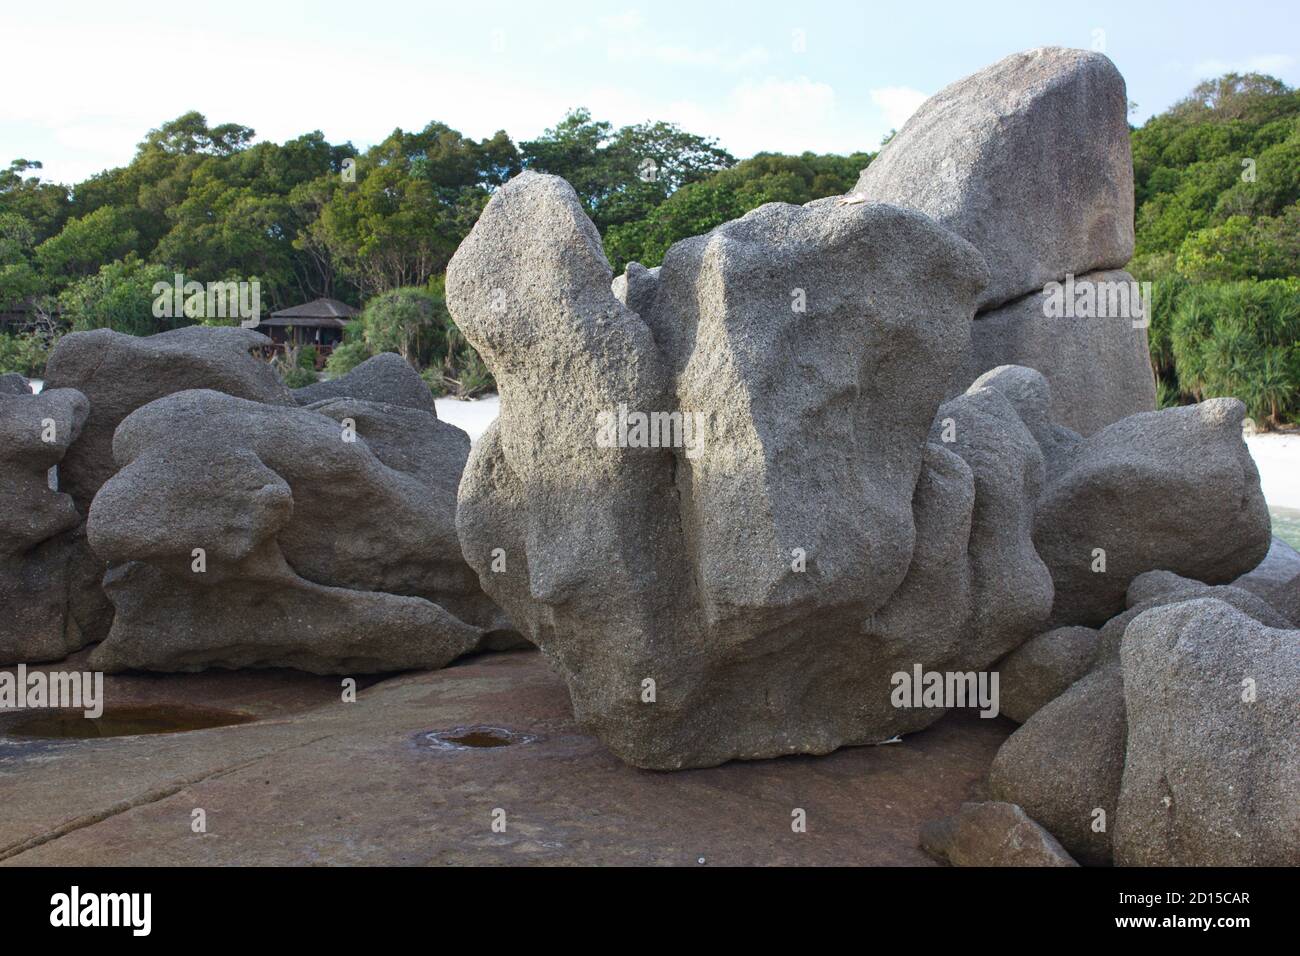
[521,109,734,232]
[33,206,139,286]
[57,257,181,336]
[603,151,872,272]
[361,286,443,366]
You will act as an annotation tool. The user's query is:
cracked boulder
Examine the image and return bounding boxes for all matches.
[448,170,1060,769]
[851,46,1134,310]
[950,270,1157,435]
[1115,598,1299,866]
[86,389,513,673]
[0,387,96,663]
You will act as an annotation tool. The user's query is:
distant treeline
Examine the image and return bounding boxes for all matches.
[1,73,1297,419]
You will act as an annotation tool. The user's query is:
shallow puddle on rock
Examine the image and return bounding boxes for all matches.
[419,725,535,750]
[1,704,255,739]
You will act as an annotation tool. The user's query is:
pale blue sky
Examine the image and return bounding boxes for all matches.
[4,0,1297,185]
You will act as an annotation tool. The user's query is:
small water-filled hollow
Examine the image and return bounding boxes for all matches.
[0,704,255,739]
[418,725,535,751]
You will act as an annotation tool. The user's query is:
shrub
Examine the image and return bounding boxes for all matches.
[279,365,318,389]
[1169,277,1300,426]
[323,339,372,378]
[0,331,53,377]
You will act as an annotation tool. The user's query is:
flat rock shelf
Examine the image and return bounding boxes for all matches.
[0,650,1010,866]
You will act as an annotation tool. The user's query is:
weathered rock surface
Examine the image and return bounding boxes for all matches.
[0,651,1011,865]
[86,389,508,673]
[450,170,1049,769]
[996,626,1099,723]
[1115,599,1299,866]
[1233,536,1300,627]
[293,352,437,414]
[851,47,1134,310]
[961,364,1082,482]
[0,387,93,663]
[39,326,295,647]
[0,374,30,396]
[1035,398,1271,627]
[988,661,1125,865]
[920,801,1078,867]
[611,262,660,316]
[951,270,1156,435]
[43,325,292,513]
[1093,570,1292,666]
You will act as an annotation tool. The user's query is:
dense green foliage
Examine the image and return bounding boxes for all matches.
[1129,73,1300,425]
[1,74,1297,420]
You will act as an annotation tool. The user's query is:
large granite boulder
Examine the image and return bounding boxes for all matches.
[293,352,437,414]
[996,625,1099,724]
[0,387,96,663]
[1035,398,1271,627]
[950,270,1156,435]
[988,661,1126,865]
[1115,599,1299,866]
[920,801,1078,867]
[44,325,293,514]
[851,47,1134,310]
[0,373,31,395]
[1232,536,1300,627]
[1092,569,1292,666]
[40,325,296,645]
[448,170,1060,769]
[86,389,510,673]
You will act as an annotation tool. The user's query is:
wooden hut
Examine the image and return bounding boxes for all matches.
[261,297,359,361]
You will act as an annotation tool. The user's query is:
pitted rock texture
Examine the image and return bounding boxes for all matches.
[40,325,295,645]
[851,46,1134,310]
[1115,598,1299,866]
[85,389,509,673]
[0,387,93,663]
[995,626,1099,724]
[0,373,31,396]
[447,170,1065,769]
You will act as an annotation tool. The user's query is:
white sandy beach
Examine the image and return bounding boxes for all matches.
[31,381,1300,519]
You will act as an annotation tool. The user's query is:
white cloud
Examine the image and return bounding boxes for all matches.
[869,86,928,131]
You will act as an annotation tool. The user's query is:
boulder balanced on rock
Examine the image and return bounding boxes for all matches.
[448,170,1075,769]
[852,47,1153,434]
[852,46,1134,312]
